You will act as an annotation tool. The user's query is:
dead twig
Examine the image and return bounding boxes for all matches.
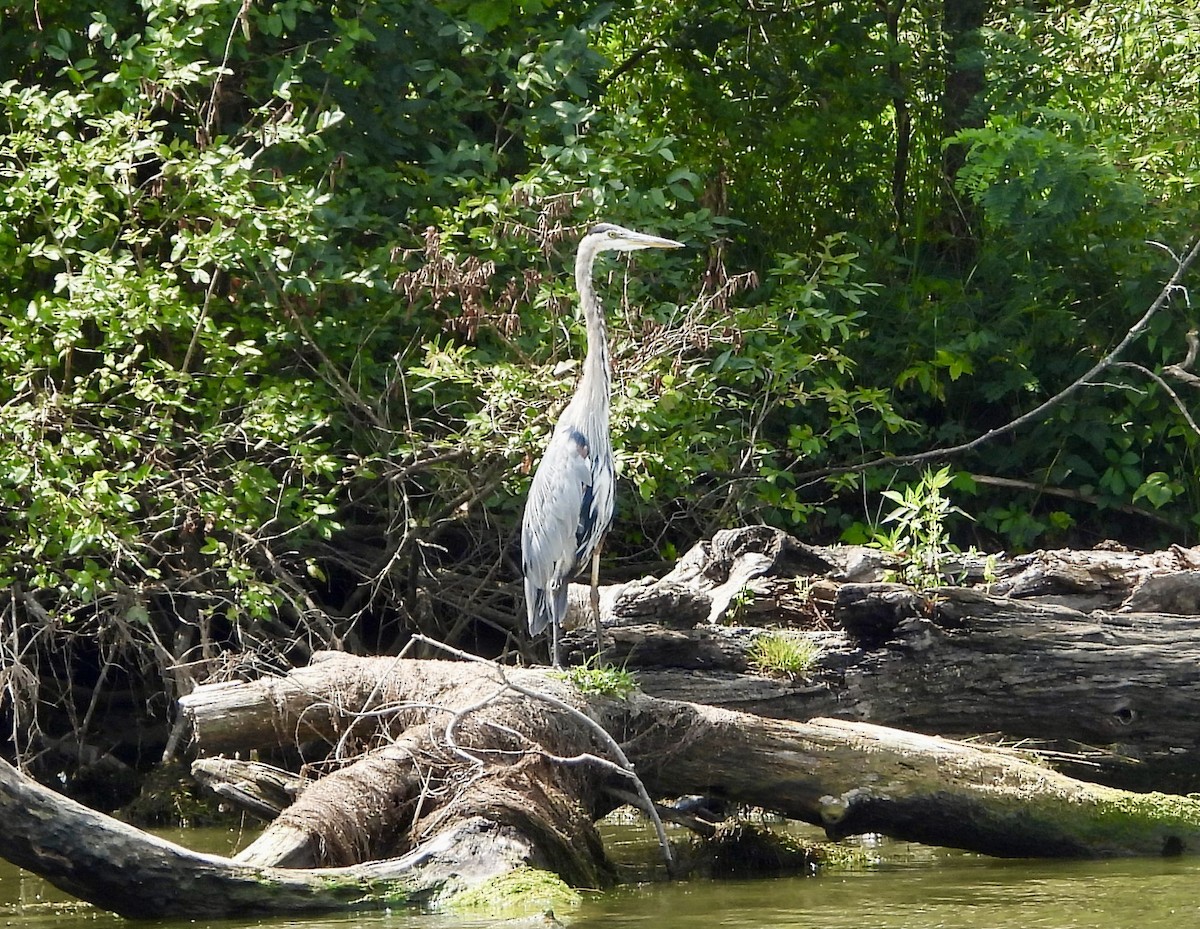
[1111,361,1200,439]
[1164,328,1200,387]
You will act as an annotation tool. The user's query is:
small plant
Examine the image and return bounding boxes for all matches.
[871,466,973,589]
[555,661,638,699]
[725,584,756,624]
[748,631,822,678]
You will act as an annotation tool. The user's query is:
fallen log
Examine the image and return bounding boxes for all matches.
[191,757,308,819]
[179,655,1200,859]
[0,753,412,918]
[566,529,1200,790]
[6,654,1200,918]
[0,747,584,918]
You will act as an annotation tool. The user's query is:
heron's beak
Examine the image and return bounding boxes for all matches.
[629,232,686,250]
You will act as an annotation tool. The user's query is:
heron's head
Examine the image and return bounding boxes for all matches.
[586,223,685,254]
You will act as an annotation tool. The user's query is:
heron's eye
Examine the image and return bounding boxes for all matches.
[607,230,618,238]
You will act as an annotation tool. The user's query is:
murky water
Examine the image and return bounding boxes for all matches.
[2,823,1199,929]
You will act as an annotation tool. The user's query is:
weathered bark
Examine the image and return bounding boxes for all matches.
[573,529,1200,791]
[175,651,468,752]
[828,585,1200,780]
[191,757,308,819]
[7,652,1200,919]
[181,655,1200,860]
[9,531,1200,919]
[0,741,586,918]
[0,753,412,918]
[182,656,613,885]
[233,730,427,867]
[638,711,1200,858]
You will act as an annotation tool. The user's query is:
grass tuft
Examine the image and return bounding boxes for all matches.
[748,631,822,678]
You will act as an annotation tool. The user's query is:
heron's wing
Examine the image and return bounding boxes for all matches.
[521,429,593,634]
[575,444,613,566]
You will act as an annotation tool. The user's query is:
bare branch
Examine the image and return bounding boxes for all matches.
[968,473,1179,526]
[795,237,1200,485]
[1164,329,1200,387]
[1112,362,1200,439]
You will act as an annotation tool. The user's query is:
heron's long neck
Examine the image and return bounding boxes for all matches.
[575,246,611,410]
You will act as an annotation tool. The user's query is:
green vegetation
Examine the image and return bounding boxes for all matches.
[748,632,823,678]
[870,466,972,588]
[691,821,871,877]
[556,661,639,699]
[810,841,876,871]
[1,0,1198,774]
[865,466,999,589]
[694,822,819,877]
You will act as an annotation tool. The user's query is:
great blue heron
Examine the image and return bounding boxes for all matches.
[521,223,685,666]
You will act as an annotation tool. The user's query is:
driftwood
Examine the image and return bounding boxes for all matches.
[6,651,1200,919]
[0,751,442,918]
[0,657,613,917]
[564,528,1200,791]
[6,530,1200,919]
[191,757,309,819]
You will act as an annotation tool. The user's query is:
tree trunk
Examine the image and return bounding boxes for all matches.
[573,528,1200,791]
[884,0,912,230]
[7,531,1200,918]
[179,653,1200,857]
[5,651,1200,919]
[938,0,989,265]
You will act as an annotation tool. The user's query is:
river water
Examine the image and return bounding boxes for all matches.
[2,823,1198,929]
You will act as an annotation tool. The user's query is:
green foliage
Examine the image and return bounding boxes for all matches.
[2,0,1199,776]
[747,631,822,678]
[937,4,1200,542]
[955,112,1145,238]
[594,1,905,266]
[871,467,975,589]
[556,662,638,699]
[615,233,909,534]
[0,2,346,634]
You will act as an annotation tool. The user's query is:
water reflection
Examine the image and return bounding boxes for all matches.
[2,824,1199,929]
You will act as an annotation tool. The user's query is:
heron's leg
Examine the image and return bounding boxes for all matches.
[590,542,604,661]
[551,615,561,669]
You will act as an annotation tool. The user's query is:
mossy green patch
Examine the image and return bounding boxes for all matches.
[120,761,230,827]
[348,879,410,908]
[1068,789,1200,853]
[687,822,873,878]
[447,866,580,920]
[691,822,813,877]
[810,841,874,870]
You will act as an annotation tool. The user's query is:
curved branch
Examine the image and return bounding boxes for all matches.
[0,756,421,918]
[795,237,1200,484]
[1111,361,1200,439]
[1164,328,1200,386]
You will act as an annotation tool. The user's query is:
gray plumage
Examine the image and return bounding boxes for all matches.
[521,223,685,665]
